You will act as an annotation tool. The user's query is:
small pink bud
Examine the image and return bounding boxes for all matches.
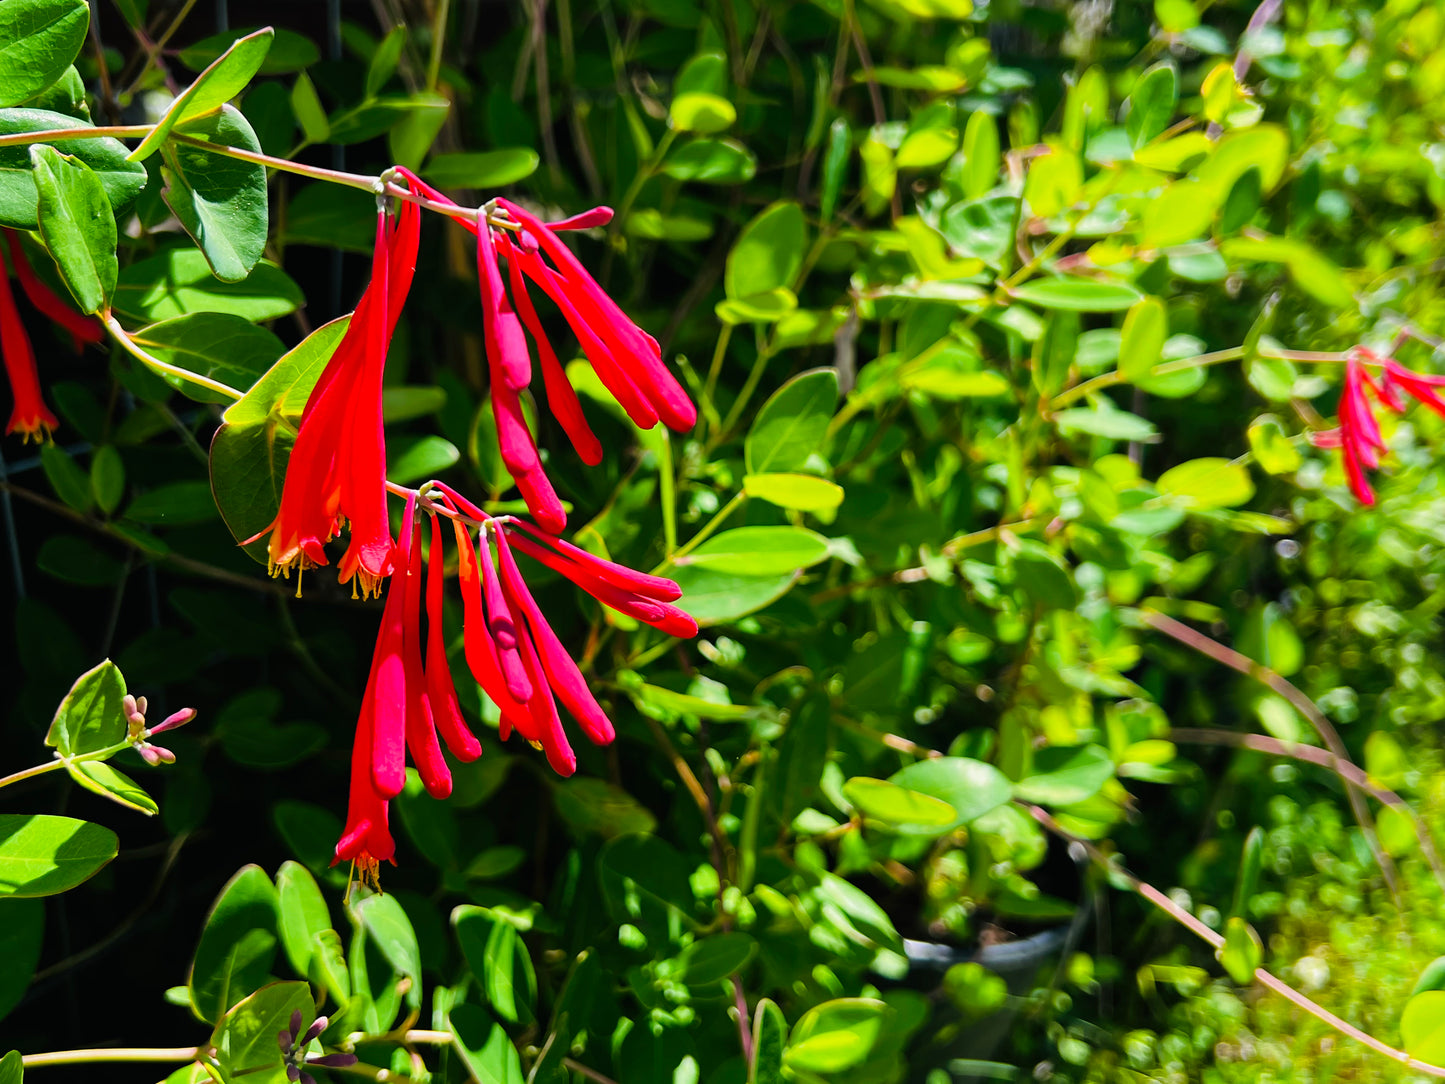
[138,746,162,766]
[150,745,176,764]
[123,694,138,717]
[147,707,196,735]
[134,696,147,716]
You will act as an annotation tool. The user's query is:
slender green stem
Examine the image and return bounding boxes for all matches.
[701,323,733,431]
[1049,347,1246,410]
[22,1047,199,1069]
[717,345,774,439]
[0,740,134,791]
[0,124,152,147]
[613,128,677,228]
[427,0,452,90]
[106,315,245,401]
[657,490,747,570]
[658,431,678,555]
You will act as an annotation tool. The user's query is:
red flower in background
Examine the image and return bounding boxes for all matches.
[0,230,103,441]
[251,190,420,598]
[1312,347,1445,505]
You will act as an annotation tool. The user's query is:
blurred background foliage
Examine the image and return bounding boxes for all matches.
[6,0,1445,1081]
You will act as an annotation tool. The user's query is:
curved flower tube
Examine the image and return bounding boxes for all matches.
[249,187,420,597]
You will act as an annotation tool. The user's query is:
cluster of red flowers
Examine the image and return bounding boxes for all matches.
[1311,346,1445,505]
[0,231,103,441]
[248,175,698,880]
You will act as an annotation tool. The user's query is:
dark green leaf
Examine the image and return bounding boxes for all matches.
[0,899,43,1021]
[0,814,117,898]
[161,106,268,282]
[0,0,89,108]
[114,247,303,322]
[1014,745,1115,805]
[45,657,126,756]
[725,201,807,299]
[0,108,146,229]
[888,757,1012,828]
[208,981,312,1084]
[29,144,115,313]
[746,368,838,474]
[188,865,280,1023]
[425,149,540,189]
[129,28,274,161]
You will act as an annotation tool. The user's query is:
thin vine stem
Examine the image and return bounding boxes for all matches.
[0,740,133,791]
[22,1046,199,1069]
[106,315,245,401]
[1141,608,1400,900]
[1026,805,1445,1079]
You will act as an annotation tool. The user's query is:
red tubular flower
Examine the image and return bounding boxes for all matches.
[0,262,57,441]
[447,504,695,776]
[388,170,694,530]
[251,191,420,597]
[336,493,482,871]
[1312,353,1388,505]
[5,232,103,353]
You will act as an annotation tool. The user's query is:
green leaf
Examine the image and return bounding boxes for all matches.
[1404,990,1445,1065]
[670,91,736,134]
[1195,125,1290,194]
[45,658,126,755]
[626,208,713,242]
[1012,278,1143,312]
[209,316,350,563]
[40,444,91,513]
[750,998,787,1084]
[353,892,422,1010]
[114,247,303,322]
[179,27,319,75]
[161,105,268,282]
[550,776,658,838]
[425,149,540,189]
[453,907,535,1026]
[743,473,844,512]
[746,368,838,475]
[277,183,375,253]
[1154,0,1199,33]
[1157,457,1255,509]
[888,757,1012,828]
[308,929,350,1007]
[1014,745,1115,805]
[209,981,312,1084]
[0,814,117,898]
[960,110,999,201]
[901,354,1010,400]
[129,27,275,161]
[663,137,757,185]
[1247,415,1301,475]
[0,1050,17,1084]
[842,777,957,833]
[29,145,114,313]
[388,435,459,485]
[388,94,450,170]
[1054,406,1158,442]
[1126,64,1177,148]
[126,481,221,526]
[715,286,796,324]
[289,72,328,143]
[189,864,280,1023]
[0,0,89,108]
[366,26,407,98]
[784,998,887,1074]
[1413,958,1445,999]
[675,932,757,986]
[1140,181,1216,248]
[0,899,43,1022]
[676,525,831,576]
[130,313,284,404]
[725,200,807,300]
[90,444,124,514]
[1023,149,1081,217]
[0,108,146,229]
[1216,917,1261,984]
[669,565,799,626]
[69,760,157,815]
[275,860,330,980]
[449,1004,524,1084]
[1119,297,1167,382]
[1230,825,1264,919]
